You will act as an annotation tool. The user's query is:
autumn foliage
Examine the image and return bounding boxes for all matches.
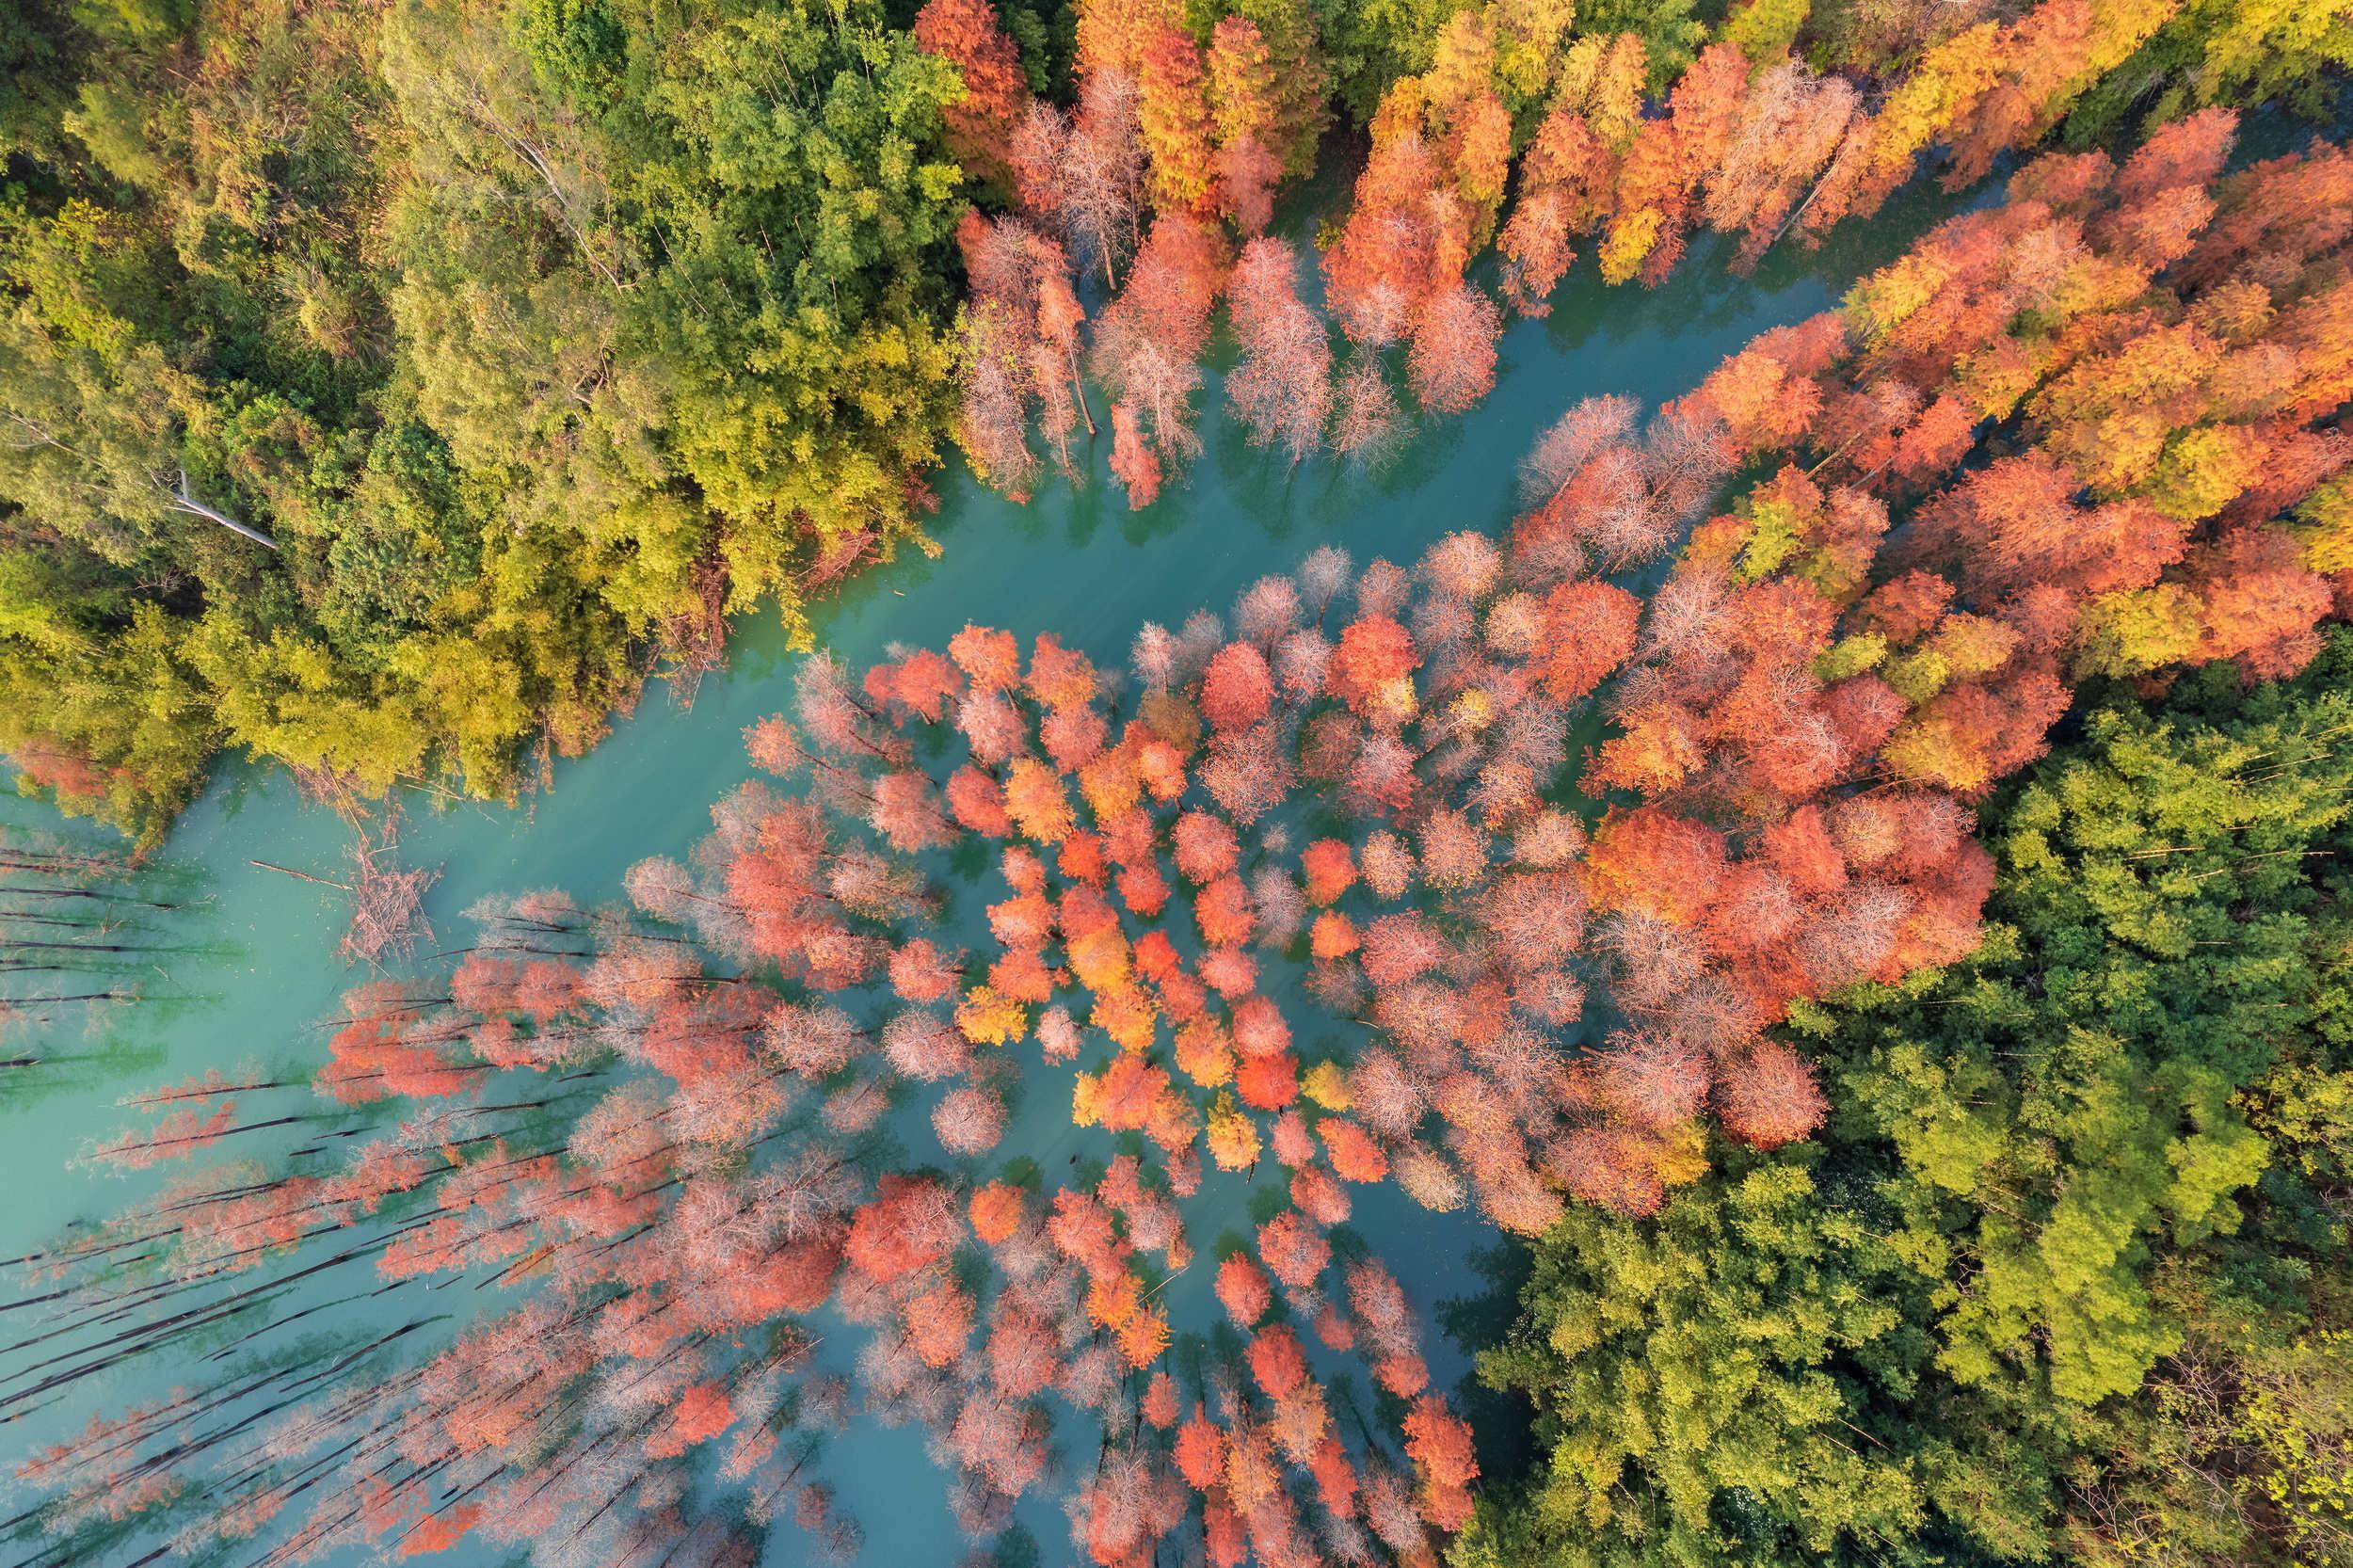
[933,0,2306,510]
[25,106,2353,1568]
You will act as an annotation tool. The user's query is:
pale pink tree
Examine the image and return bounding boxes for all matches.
[1225,238,1333,466]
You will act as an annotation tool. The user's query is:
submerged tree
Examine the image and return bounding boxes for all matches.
[0,825,184,1067]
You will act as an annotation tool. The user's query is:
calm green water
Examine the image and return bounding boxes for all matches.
[0,188,1974,1568]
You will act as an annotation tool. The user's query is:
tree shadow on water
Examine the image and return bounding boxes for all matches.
[1437,1240,1539,1484]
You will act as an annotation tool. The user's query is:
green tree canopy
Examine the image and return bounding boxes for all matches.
[0,0,969,843]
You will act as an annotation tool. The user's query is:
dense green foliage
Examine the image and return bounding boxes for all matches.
[1,0,967,843]
[1461,636,2353,1568]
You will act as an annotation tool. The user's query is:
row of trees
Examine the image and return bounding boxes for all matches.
[936,0,2351,507]
[1461,633,2353,1568]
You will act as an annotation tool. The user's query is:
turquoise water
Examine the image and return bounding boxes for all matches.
[0,187,1975,1568]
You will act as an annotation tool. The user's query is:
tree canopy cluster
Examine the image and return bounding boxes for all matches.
[947,0,2351,505]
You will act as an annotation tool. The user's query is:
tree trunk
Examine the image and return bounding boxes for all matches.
[168,473,279,551]
[1067,339,1097,436]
